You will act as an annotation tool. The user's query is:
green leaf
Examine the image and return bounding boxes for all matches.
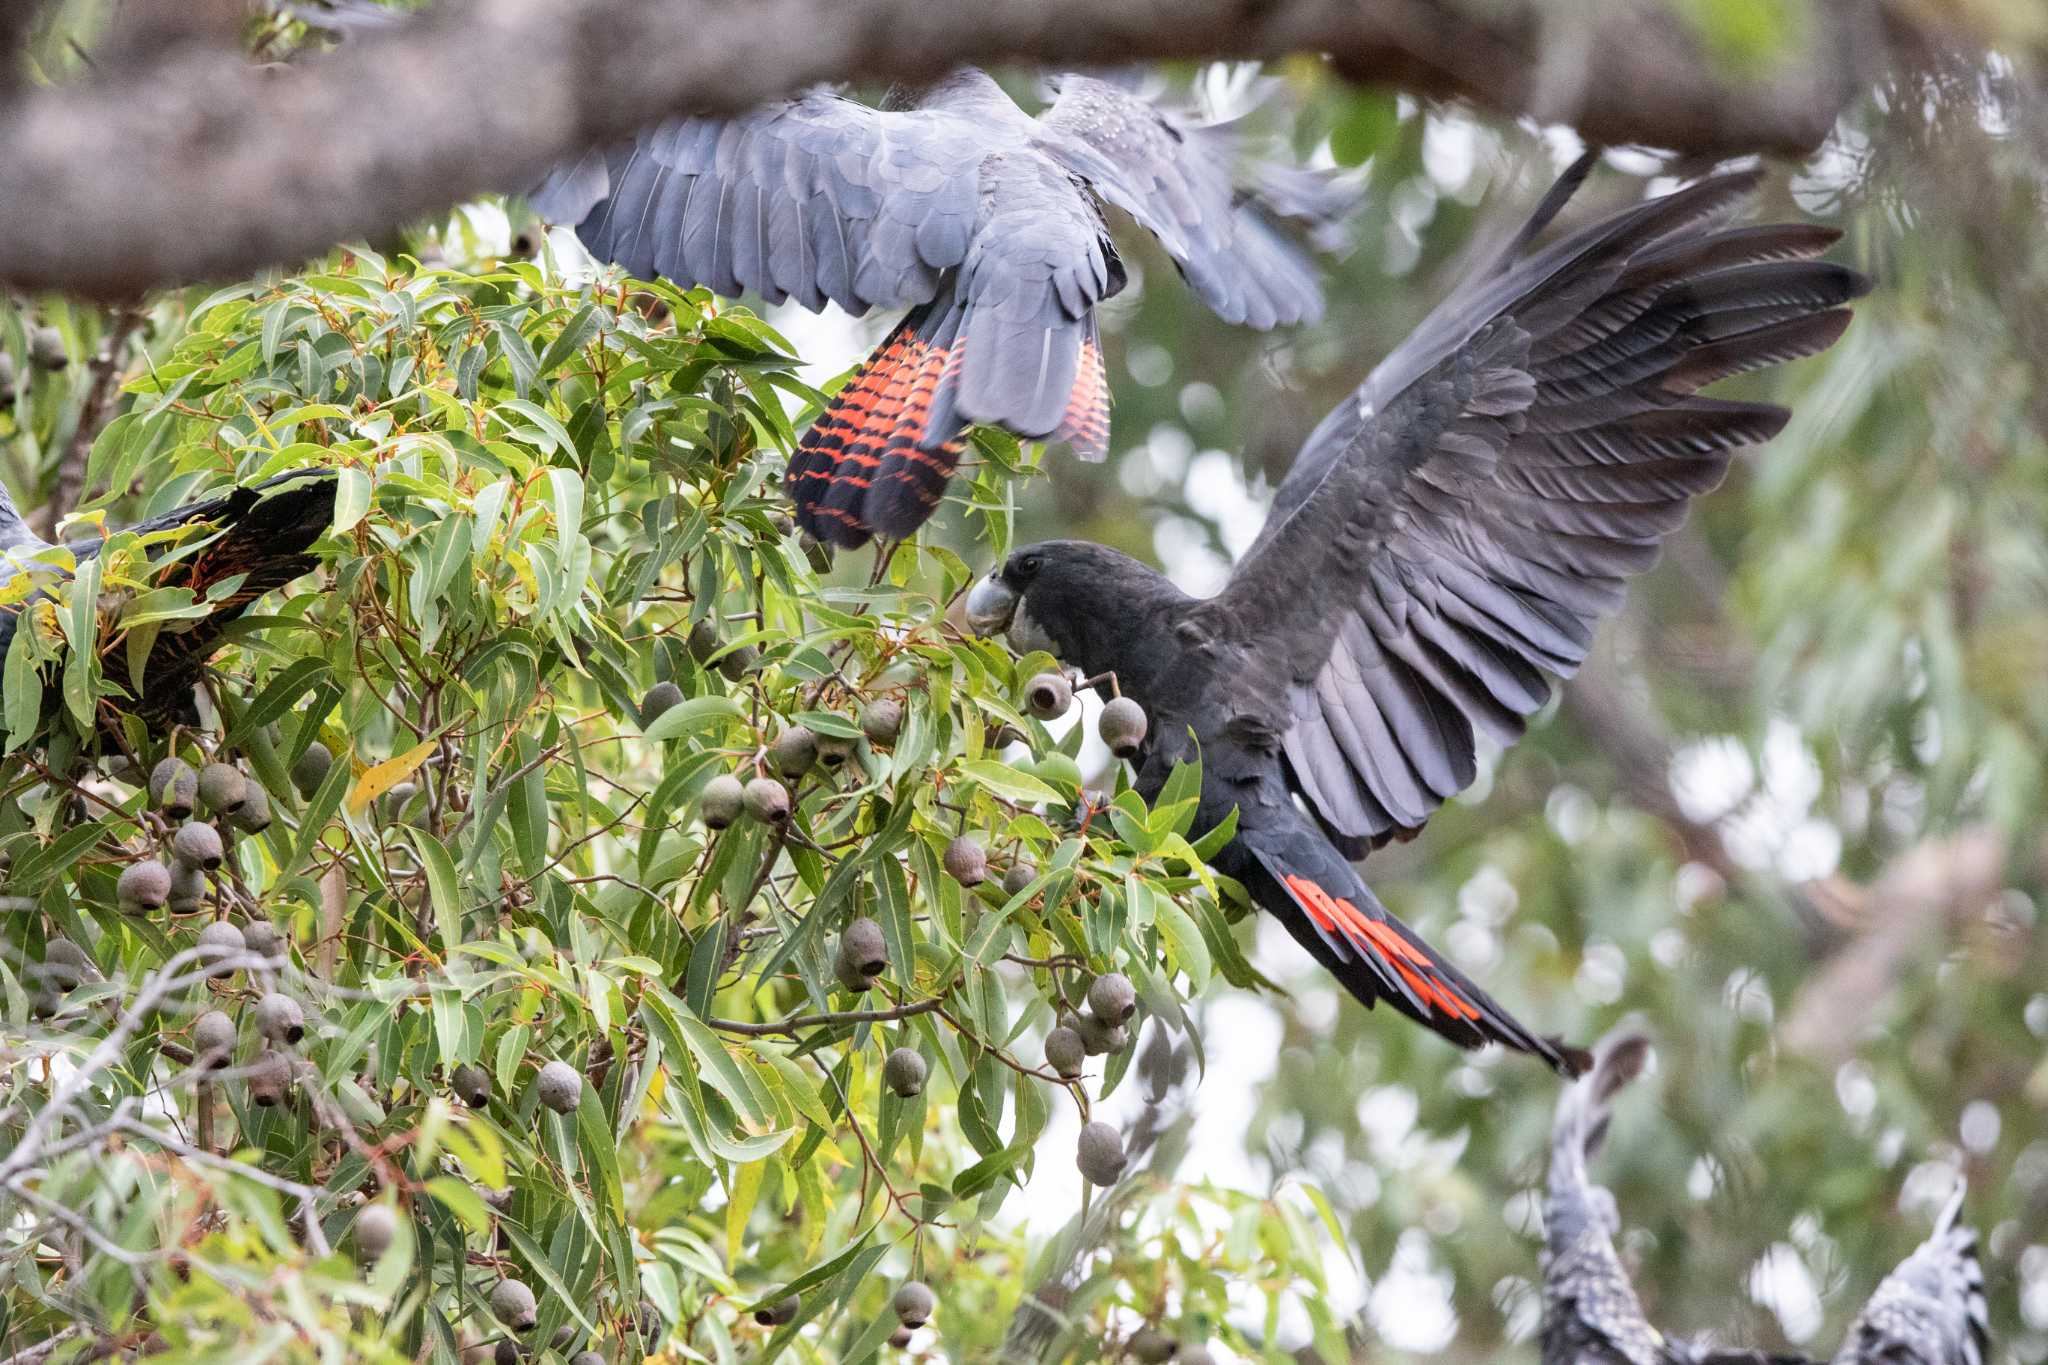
[957,759,1060,804]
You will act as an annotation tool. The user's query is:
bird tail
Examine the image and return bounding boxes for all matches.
[788,299,969,548]
[144,469,337,606]
[788,294,1111,548]
[1243,824,1588,1075]
[1547,1028,1651,1252]
[1929,1182,1991,1365]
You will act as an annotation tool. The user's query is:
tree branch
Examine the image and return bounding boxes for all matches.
[0,0,1884,297]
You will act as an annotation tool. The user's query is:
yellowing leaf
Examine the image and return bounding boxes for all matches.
[347,739,438,817]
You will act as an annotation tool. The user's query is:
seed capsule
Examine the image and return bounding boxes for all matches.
[247,1049,294,1106]
[254,992,306,1046]
[815,731,858,768]
[289,742,333,797]
[1024,671,1072,719]
[353,1204,399,1261]
[195,920,245,976]
[1087,972,1137,1027]
[1098,697,1149,759]
[892,1280,935,1329]
[490,1277,538,1330]
[228,780,273,833]
[859,698,903,746]
[1043,1026,1086,1080]
[1129,1328,1178,1362]
[192,1009,236,1065]
[167,862,208,914]
[883,1047,927,1098]
[942,835,986,888]
[639,681,684,727]
[753,1294,800,1327]
[198,762,247,816]
[241,919,282,958]
[699,773,745,829]
[150,757,198,817]
[171,821,224,872]
[837,917,887,980]
[534,1060,581,1114]
[769,726,818,779]
[1000,861,1038,899]
[1076,1121,1126,1186]
[741,776,791,825]
[117,858,172,911]
[452,1063,492,1108]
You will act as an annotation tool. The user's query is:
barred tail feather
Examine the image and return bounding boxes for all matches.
[789,301,968,547]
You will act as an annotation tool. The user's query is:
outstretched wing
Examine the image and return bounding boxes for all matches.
[1206,159,1867,852]
[1831,1185,1988,1365]
[529,89,987,316]
[1036,74,1334,330]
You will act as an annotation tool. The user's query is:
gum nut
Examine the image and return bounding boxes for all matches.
[1076,1121,1127,1186]
[834,949,874,995]
[28,988,59,1019]
[1000,862,1037,898]
[1129,1328,1177,1362]
[195,920,245,973]
[741,776,791,825]
[452,1063,492,1108]
[534,1060,581,1114]
[42,937,95,991]
[241,919,282,958]
[1024,671,1072,719]
[167,862,208,914]
[769,725,818,779]
[1098,697,1149,759]
[490,1277,538,1330]
[944,835,989,887]
[889,1325,914,1348]
[289,742,333,796]
[639,680,684,726]
[717,643,758,682]
[883,1047,927,1098]
[352,1204,399,1261]
[892,1280,935,1328]
[753,1294,800,1327]
[198,762,247,816]
[858,697,903,746]
[150,757,197,817]
[228,780,273,834]
[494,1340,521,1365]
[384,781,417,815]
[815,731,857,767]
[1043,1026,1086,1079]
[550,1326,575,1350]
[1087,972,1137,1026]
[247,1049,294,1106]
[28,325,67,370]
[1072,1010,1118,1056]
[254,992,305,1046]
[171,820,224,871]
[838,917,887,979]
[686,618,721,663]
[699,773,745,829]
[193,1009,236,1063]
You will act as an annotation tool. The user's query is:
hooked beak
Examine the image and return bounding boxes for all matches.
[963,575,1018,637]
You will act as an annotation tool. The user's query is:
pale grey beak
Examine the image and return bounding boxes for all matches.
[964,575,1018,636]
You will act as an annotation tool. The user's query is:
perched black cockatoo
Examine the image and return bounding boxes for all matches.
[1542,1029,1817,1365]
[529,68,1350,548]
[964,157,1867,1071]
[1829,1184,1988,1365]
[0,470,336,743]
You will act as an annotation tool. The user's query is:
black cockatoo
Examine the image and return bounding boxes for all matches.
[964,157,1867,1071]
[528,68,1351,548]
[0,470,336,744]
[1542,1029,1824,1365]
[1828,1184,1988,1365]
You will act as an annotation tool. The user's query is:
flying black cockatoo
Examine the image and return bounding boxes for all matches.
[528,68,1351,548]
[964,157,1868,1072]
[1828,1184,1989,1365]
[0,470,335,744]
[1542,1030,1807,1364]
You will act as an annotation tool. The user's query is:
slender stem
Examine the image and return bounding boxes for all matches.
[707,997,942,1038]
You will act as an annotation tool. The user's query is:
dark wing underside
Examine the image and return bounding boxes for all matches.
[1207,157,1867,852]
[1037,74,1332,330]
[532,90,987,317]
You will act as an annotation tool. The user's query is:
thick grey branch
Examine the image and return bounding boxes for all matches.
[0,0,1878,296]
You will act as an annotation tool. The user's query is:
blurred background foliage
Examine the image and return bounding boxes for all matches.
[0,0,2045,1362]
